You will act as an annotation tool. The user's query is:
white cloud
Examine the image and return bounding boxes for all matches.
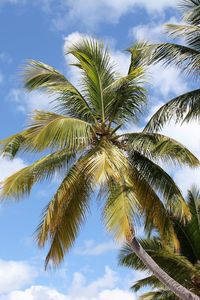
[161,120,200,194]
[0,157,26,182]
[8,88,55,113]
[130,17,180,43]
[75,240,117,256]
[0,286,66,300]
[0,265,136,300]
[52,0,178,30]
[0,259,37,294]
[149,63,188,98]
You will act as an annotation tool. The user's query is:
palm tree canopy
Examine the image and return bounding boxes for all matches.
[128,0,200,132]
[119,186,200,299]
[0,38,199,267]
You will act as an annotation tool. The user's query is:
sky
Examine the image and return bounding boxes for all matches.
[0,1,200,299]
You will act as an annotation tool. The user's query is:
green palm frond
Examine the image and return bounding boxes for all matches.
[119,239,198,282]
[144,89,200,132]
[104,70,146,124]
[103,180,138,241]
[129,151,191,221]
[37,142,128,266]
[67,38,114,122]
[181,0,200,25]
[174,186,200,261]
[122,132,199,166]
[25,110,93,151]
[132,177,179,248]
[166,24,200,51]
[1,149,75,199]
[141,43,199,77]
[132,275,161,292]
[139,290,178,300]
[37,167,92,268]
[24,60,95,121]
[0,131,28,158]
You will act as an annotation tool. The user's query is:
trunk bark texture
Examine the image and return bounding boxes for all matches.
[131,237,200,300]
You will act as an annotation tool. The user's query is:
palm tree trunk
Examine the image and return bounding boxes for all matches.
[131,237,200,300]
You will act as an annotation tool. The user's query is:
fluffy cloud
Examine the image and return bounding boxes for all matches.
[149,64,188,98]
[0,156,26,182]
[75,240,117,256]
[52,0,178,30]
[8,88,55,113]
[130,17,180,43]
[0,259,37,294]
[0,286,66,300]
[0,265,136,300]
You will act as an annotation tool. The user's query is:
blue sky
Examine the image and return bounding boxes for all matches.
[0,1,200,299]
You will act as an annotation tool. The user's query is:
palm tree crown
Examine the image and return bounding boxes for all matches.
[119,186,200,299]
[0,39,198,268]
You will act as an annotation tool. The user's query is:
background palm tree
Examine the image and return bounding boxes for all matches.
[130,0,200,132]
[119,186,200,299]
[0,39,199,299]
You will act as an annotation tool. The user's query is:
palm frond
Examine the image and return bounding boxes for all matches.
[103,180,138,241]
[122,132,199,167]
[119,239,198,283]
[104,70,146,125]
[36,142,128,267]
[144,89,200,132]
[24,60,95,121]
[129,151,191,221]
[132,175,179,249]
[174,186,200,261]
[25,110,93,151]
[0,131,28,158]
[182,0,200,25]
[131,275,162,292]
[1,149,75,200]
[166,24,200,51]
[66,38,115,122]
[140,43,200,77]
[139,289,178,300]
[37,166,92,268]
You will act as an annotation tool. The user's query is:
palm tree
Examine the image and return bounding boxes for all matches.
[0,39,199,299]
[119,186,200,299]
[131,0,200,132]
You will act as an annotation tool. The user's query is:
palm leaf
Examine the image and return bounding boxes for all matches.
[0,131,28,158]
[129,151,191,221]
[103,180,138,241]
[137,43,200,77]
[1,149,75,199]
[119,239,198,283]
[122,132,199,166]
[104,70,146,124]
[166,24,200,51]
[67,38,114,122]
[132,275,162,292]
[139,290,178,300]
[24,60,95,121]
[182,0,200,25]
[25,110,93,151]
[144,89,200,132]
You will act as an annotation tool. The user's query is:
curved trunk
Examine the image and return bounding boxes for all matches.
[131,237,200,300]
